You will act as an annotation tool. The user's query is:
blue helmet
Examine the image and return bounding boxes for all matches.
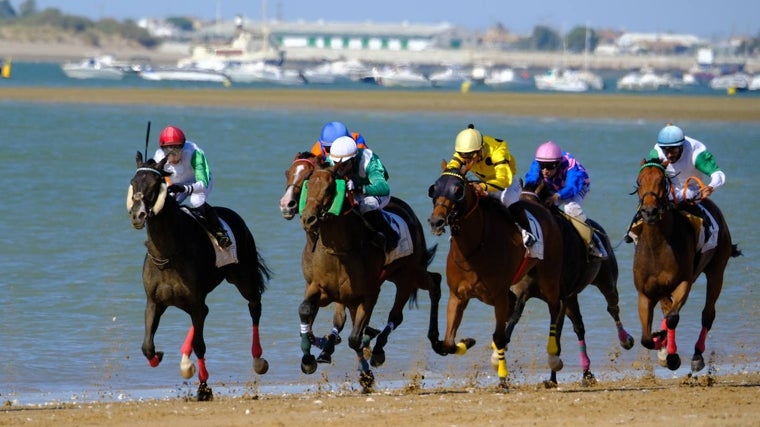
[319,121,350,147]
[657,124,685,147]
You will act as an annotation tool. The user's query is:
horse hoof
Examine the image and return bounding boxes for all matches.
[359,370,375,394]
[666,353,682,371]
[196,382,213,401]
[621,335,635,350]
[548,355,563,372]
[460,338,476,350]
[497,378,509,392]
[364,326,381,339]
[301,355,318,374]
[370,350,385,367]
[581,370,597,387]
[691,355,705,372]
[316,352,332,364]
[542,380,558,389]
[432,341,448,356]
[253,357,269,375]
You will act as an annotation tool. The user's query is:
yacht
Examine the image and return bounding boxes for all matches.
[60,55,125,80]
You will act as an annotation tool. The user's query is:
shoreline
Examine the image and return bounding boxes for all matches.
[2,87,759,122]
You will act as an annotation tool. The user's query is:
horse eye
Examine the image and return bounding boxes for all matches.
[454,185,464,201]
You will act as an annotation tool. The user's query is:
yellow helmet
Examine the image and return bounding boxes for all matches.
[454,124,483,153]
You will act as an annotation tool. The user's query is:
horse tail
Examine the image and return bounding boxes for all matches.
[731,244,743,258]
[425,243,438,268]
[256,251,272,293]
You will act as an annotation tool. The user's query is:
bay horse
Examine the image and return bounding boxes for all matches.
[517,180,634,386]
[427,164,565,390]
[298,161,441,393]
[127,151,271,401]
[633,158,741,372]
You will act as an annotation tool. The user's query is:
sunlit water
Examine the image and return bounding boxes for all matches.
[1,64,758,406]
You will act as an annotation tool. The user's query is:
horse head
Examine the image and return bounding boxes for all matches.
[635,158,672,224]
[127,151,171,229]
[428,166,475,236]
[299,164,349,234]
[280,151,322,220]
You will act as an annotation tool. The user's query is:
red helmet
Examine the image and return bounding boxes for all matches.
[158,125,186,147]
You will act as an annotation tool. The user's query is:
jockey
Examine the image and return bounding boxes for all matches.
[624,123,726,243]
[327,135,398,251]
[524,141,603,258]
[447,123,535,247]
[153,125,231,248]
[309,121,367,160]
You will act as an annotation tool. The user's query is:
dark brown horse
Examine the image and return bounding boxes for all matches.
[427,165,565,389]
[516,180,634,386]
[127,152,271,400]
[633,158,741,372]
[298,161,441,393]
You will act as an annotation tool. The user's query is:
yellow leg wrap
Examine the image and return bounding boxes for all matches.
[455,341,468,355]
[496,348,508,379]
[547,324,559,355]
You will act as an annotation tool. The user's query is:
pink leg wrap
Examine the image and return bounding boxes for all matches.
[695,327,708,354]
[148,354,161,367]
[251,325,263,358]
[578,340,591,371]
[181,326,195,357]
[616,321,630,343]
[667,327,677,354]
[198,358,209,383]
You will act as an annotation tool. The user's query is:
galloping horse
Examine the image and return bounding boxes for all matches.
[127,152,271,400]
[633,158,741,372]
[298,161,441,392]
[427,165,565,389]
[517,180,634,386]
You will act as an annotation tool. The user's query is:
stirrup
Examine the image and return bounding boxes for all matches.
[215,232,232,249]
[521,229,536,248]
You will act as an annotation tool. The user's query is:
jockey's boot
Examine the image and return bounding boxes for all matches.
[589,233,606,259]
[200,202,232,249]
[623,211,642,244]
[364,209,399,251]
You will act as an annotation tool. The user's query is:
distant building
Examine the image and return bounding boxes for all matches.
[616,32,705,55]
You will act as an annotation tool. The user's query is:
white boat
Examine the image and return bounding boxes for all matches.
[616,67,673,91]
[534,68,589,92]
[139,67,231,84]
[481,68,533,88]
[60,55,125,80]
[302,59,371,84]
[428,66,470,88]
[709,72,752,91]
[223,61,304,85]
[372,65,431,88]
[177,28,285,71]
[749,75,760,91]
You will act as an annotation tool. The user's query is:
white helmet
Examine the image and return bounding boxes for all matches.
[329,136,358,163]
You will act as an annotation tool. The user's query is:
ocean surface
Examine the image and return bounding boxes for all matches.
[1,61,758,406]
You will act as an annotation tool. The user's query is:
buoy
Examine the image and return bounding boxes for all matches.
[460,80,471,93]
[727,86,736,96]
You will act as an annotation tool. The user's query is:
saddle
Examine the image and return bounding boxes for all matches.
[180,206,238,267]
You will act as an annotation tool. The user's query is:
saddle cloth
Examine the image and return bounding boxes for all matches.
[524,211,545,260]
[382,210,413,265]
[683,204,719,253]
[180,207,239,267]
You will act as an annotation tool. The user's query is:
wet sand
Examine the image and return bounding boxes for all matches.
[2,87,759,122]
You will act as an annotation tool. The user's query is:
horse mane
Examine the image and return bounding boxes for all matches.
[441,167,513,217]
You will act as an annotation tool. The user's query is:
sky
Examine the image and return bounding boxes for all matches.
[27,0,760,40]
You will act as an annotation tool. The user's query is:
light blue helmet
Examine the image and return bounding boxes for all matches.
[657,124,685,147]
[319,121,350,147]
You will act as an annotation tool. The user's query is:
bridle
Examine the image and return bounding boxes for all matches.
[431,170,480,235]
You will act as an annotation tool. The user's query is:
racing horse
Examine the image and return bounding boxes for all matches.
[515,180,634,386]
[127,152,271,400]
[298,161,441,393]
[427,164,565,389]
[633,158,740,372]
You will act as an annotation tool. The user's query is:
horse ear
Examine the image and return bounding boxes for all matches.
[461,160,473,175]
[136,151,144,166]
[157,156,168,171]
[440,159,447,171]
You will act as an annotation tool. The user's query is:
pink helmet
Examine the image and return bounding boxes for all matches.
[535,141,562,162]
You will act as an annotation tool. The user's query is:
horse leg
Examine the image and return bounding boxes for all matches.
[248,299,269,374]
[370,280,414,368]
[693,268,725,372]
[142,300,166,367]
[563,296,596,387]
[348,299,378,393]
[434,292,474,356]
[491,293,514,390]
[298,290,321,375]
[426,272,443,350]
[541,299,567,388]
[180,326,196,379]
[316,304,346,364]
[189,305,213,401]
[592,282,635,351]
[497,292,528,369]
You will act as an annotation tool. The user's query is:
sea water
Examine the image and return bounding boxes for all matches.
[0,80,758,405]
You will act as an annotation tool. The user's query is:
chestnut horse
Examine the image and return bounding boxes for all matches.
[298,161,441,392]
[127,152,271,400]
[516,180,634,386]
[633,158,741,372]
[427,165,565,389]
